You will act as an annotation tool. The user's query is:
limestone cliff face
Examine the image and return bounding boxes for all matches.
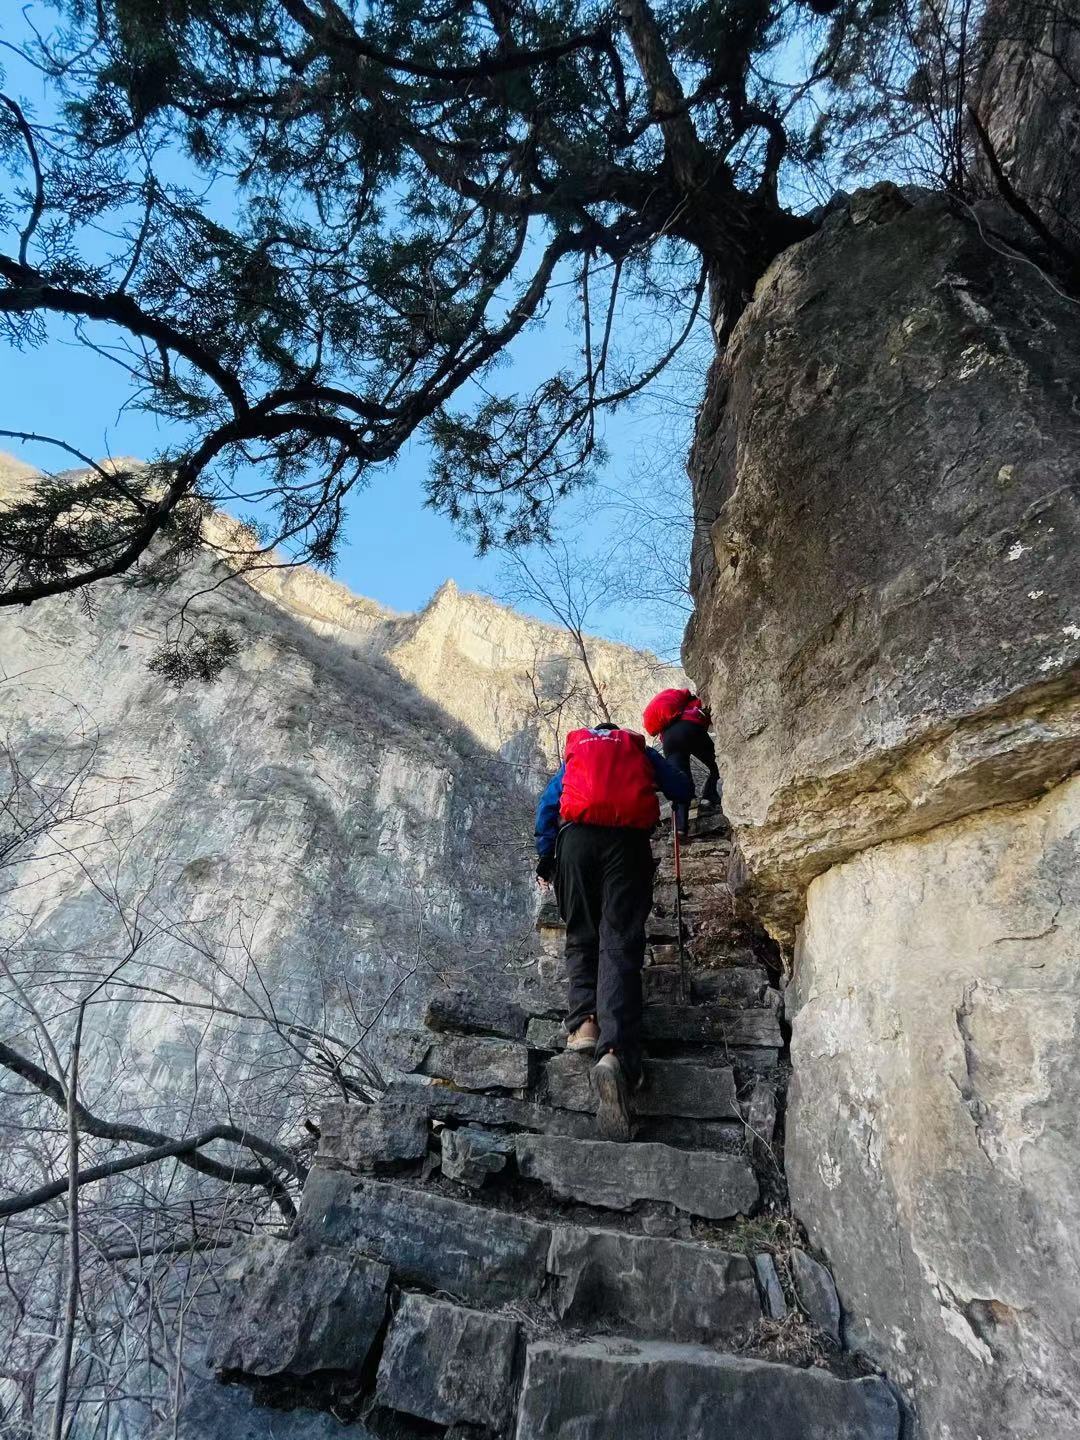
[0,467,678,1144]
[788,778,1080,1440]
[685,188,1080,1440]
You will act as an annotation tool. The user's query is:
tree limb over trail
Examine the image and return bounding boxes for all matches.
[0,0,826,609]
[2,0,1075,617]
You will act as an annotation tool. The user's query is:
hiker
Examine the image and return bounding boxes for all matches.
[642,688,721,841]
[534,722,692,1141]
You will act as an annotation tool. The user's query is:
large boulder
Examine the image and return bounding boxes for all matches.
[973,0,1080,250]
[686,185,1080,944]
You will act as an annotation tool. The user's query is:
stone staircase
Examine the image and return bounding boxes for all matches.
[187,807,902,1439]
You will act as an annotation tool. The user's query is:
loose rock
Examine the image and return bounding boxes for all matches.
[790,1250,842,1343]
[754,1253,787,1320]
[440,1126,511,1187]
[419,1034,529,1090]
[525,1017,565,1051]
[318,1095,429,1170]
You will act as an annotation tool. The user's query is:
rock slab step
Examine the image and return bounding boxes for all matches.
[419,1033,529,1090]
[544,1051,740,1121]
[318,1095,429,1170]
[205,1236,388,1377]
[379,1079,597,1140]
[548,1226,760,1342]
[297,1169,550,1306]
[514,1339,900,1440]
[375,1293,519,1431]
[641,1003,782,1049]
[514,1135,758,1219]
[423,988,528,1040]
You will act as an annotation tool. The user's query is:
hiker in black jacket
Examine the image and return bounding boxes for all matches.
[642,689,721,840]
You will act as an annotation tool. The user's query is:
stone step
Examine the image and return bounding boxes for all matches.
[543,1051,741,1121]
[386,1080,599,1140]
[296,1169,551,1307]
[318,1093,430,1169]
[322,1083,600,1158]
[374,1293,519,1433]
[385,1029,530,1090]
[514,1134,758,1218]
[514,1339,900,1440]
[205,1236,389,1378]
[641,1003,783,1049]
[423,988,528,1039]
[690,965,771,1005]
[634,1115,744,1151]
[294,1169,768,1338]
[548,1226,760,1342]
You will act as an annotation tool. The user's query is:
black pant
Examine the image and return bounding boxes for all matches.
[662,719,721,835]
[555,823,654,1084]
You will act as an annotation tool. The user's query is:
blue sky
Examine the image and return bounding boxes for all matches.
[0,5,703,658]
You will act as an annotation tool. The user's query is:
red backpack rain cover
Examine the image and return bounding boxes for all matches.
[559,728,660,830]
[642,688,693,737]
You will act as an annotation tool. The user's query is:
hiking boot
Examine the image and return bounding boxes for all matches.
[566,1016,599,1053]
[593,1052,632,1142]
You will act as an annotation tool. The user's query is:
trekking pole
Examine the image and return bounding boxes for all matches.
[672,811,688,1003]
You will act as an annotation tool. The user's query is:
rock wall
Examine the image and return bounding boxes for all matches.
[788,777,1080,1440]
[685,188,1080,1440]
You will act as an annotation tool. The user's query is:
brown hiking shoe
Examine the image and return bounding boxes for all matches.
[566,1016,599,1053]
[593,1052,632,1142]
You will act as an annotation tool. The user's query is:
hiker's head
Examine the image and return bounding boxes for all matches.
[594,722,618,733]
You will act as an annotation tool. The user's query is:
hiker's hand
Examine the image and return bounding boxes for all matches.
[536,854,555,886]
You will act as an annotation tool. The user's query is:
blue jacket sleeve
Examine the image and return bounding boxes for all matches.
[535,766,565,857]
[647,748,693,803]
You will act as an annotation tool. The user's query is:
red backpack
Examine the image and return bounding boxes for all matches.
[559,728,660,830]
[642,688,693,736]
[680,696,710,728]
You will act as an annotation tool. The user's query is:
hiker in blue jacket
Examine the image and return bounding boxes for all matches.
[534,722,691,1139]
